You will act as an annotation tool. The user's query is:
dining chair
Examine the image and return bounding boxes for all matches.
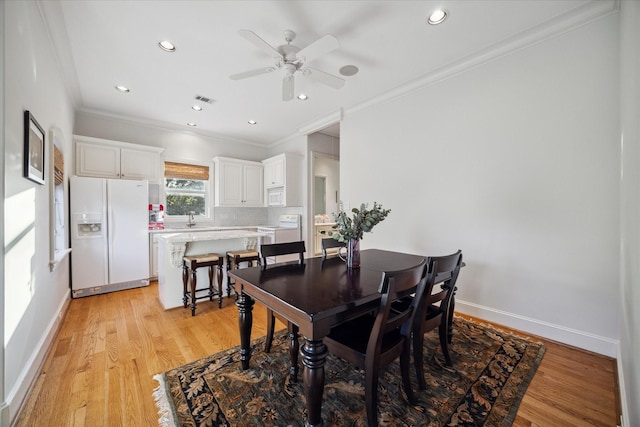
[323,260,429,427]
[259,241,306,379]
[397,250,463,390]
[321,237,346,259]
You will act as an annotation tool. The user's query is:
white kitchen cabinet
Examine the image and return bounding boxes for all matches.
[150,233,159,278]
[314,223,336,255]
[75,135,163,182]
[264,155,285,187]
[262,153,302,206]
[213,157,264,207]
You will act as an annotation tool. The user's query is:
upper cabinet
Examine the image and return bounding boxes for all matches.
[262,153,303,207]
[75,135,163,182]
[213,157,264,207]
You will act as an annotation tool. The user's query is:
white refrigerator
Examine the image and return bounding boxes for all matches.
[70,175,150,297]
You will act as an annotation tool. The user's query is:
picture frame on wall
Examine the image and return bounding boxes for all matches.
[24,110,46,185]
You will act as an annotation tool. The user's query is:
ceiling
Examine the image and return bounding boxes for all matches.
[43,0,597,147]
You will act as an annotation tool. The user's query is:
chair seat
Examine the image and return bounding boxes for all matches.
[184,253,221,264]
[226,249,259,260]
[326,314,404,358]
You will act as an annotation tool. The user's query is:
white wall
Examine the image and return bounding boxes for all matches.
[3,1,75,424]
[341,14,620,356]
[619,1,640,425]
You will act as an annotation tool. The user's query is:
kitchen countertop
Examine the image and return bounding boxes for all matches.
[155,229,267,244]
[149,225,257,233]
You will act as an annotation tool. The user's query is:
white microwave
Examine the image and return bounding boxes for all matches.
[267,187,285,206]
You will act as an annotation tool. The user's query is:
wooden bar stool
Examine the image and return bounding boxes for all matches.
[226,249,259,299]
[182,253,223,316]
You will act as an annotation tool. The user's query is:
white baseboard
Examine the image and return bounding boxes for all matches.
[4,293,70,425]
[1,402,10,427]
[456,300,619,357]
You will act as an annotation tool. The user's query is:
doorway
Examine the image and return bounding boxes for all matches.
[308,126,340,255]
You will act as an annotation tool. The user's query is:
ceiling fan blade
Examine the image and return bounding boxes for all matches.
[282,74,294,101]
[303,67,345,89]
[229,67,276,80]
[296,34,339,64]
[238,29,283,60]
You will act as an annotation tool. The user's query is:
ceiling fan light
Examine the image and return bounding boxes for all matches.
[158,40,176,52]
[428,9,447,25]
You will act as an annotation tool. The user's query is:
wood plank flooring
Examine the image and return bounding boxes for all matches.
[14,283,620,426]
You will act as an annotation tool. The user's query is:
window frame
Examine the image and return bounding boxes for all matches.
[163,159,213,221]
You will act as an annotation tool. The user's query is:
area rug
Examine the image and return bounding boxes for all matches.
[153,317,545,426]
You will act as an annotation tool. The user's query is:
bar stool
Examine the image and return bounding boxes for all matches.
[182,253,223,316]
[226,249,260,299]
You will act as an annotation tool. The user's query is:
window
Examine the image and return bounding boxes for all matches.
[164,161,210,217]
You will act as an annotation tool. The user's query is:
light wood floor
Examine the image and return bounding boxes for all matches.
[15,282,620,426]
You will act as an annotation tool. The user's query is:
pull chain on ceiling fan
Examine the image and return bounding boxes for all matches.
[229,29,345,101]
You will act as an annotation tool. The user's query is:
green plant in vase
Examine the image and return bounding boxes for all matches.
[329,202,391,268]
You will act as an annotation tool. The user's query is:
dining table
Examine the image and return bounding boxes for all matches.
[229,248,427,427]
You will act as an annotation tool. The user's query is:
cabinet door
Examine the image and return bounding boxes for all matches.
[218,161,244,206]
[76,142,120,178]
[243,163,264,206]
[264,156,284,188]
[121,148,160,182]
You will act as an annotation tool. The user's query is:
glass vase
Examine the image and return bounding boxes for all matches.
[346,238,361,269]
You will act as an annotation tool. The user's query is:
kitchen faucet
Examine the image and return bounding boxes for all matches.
[187,211,196,227]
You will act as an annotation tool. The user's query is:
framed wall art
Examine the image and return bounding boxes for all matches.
[24,110,45,185]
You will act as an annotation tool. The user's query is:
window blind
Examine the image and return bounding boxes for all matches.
[164,161,209,180]
[53,144,64,185]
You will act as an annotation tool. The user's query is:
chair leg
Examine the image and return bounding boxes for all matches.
[439,318,452,366]
[217,261,223,308]
[190,268,197,316]
[400,340,416,405]
[413,325,427,390]
[364,364,379,427]
[226,256,232,297]
[182,265,189,308]
[447,295,456,344]
[207,265,214,301]
[288,322,299,382]
[265,309,275,353]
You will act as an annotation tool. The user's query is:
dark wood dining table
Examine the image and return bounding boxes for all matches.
[229,248,427,427]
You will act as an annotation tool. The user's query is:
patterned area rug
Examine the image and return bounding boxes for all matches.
[153,317,545,426]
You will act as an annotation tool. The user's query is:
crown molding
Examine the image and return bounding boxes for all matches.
[77,108,266,149]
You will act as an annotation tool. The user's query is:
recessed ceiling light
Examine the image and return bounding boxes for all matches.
[192,105,203,111]
[297,94,308,101]
[339,65,359,76]
[158,40,176,52]
[248,120,257,125]
[186,122,197,127]
[428,9,448,25]
[115,85,130,93]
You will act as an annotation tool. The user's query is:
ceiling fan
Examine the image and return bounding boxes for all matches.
[230,29,345,101]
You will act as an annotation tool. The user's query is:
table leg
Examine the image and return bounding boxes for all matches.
[237,292,254,370]
[301,338,328,427]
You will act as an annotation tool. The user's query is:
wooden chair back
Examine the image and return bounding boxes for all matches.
[321,238,346,259]
[259,241,306,267]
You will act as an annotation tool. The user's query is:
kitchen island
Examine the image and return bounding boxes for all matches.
[156,230,267,309]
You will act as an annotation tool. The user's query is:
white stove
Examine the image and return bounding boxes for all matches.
[257,215,302,263]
